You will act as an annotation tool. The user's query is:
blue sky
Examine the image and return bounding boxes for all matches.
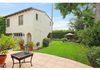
[0,3,75,30]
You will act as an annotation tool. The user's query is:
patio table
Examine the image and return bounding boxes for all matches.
[11,51,33,68]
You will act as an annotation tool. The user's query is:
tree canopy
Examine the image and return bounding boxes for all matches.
[55,3,95,29]
[0,17,6,36]
[55,3,95,18]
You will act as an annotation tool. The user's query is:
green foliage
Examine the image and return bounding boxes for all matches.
[55,3,95,30]
[12,45,20,51]
[27,41,34,48]
[12,38,21,51]
[71,19,85,30]
[17,38,25,50]
[55,3,94,18]
[81,8,95,27]
[77,20,100,47]
[55,3,86,18]
[18,38,24,45]
[87,47,100,67]
[96,58,100,66]
[76,30,83,43]
[0,34,17,54]
[43,38,50,47]
[52,30,67,39]
[52,30,75,39]
[78,29,93,46]
[62,38,68,42]
[0,17,6,36]
[70,6,95,30]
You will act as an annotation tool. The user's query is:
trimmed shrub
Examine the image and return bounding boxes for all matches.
[87,47,100,67]
[43,38,50,47]
[47,32,52,38]
[50,30,75,39]
[36,42,40,47]
[62,38,68,42]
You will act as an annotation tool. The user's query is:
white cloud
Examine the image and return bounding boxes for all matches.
[53,20,70,30]
[53,16,71,30]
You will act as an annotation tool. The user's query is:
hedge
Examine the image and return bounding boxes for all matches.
[47,30,75,39]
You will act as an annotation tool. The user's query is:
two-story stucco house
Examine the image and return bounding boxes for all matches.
[5,7,52,48]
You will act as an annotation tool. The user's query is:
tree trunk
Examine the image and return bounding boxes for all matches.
[95,3,100,19]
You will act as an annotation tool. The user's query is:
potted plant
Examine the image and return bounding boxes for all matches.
[18,39,24,50]
[0,34,16,67]
[0,44,7,67]
[27,41,34,51]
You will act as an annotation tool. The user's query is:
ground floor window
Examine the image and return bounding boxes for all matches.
[6,33,24,37]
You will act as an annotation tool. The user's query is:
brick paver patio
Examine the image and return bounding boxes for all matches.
[6,51,91,68]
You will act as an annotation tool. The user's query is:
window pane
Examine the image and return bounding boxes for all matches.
[36,14,38,20]
[6,19,10,27]
[19,15,23,25]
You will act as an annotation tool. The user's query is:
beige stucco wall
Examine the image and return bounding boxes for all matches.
[6,10,34,44]
[32,10,52,48]
[6,10,52,48]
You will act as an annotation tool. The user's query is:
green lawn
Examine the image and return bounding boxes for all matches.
[36,41,90,65]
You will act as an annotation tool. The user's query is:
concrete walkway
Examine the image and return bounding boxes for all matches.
[6,51,91,68]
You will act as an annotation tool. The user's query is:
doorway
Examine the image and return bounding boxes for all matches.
[27,33,32,43]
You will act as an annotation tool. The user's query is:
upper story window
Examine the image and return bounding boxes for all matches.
[6,19,10,27]
[18,15,23,25]
[50,21,52,26]
[36,14,38,20]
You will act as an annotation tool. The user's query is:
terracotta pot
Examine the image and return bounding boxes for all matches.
[29,47,33,51]
[19,44,24,50]
[0,55,7,65]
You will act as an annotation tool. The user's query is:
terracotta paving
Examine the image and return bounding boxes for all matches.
[5,51,91,68]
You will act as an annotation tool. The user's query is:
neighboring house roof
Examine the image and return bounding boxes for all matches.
[4,7,52,21]
[66,33,74,36]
